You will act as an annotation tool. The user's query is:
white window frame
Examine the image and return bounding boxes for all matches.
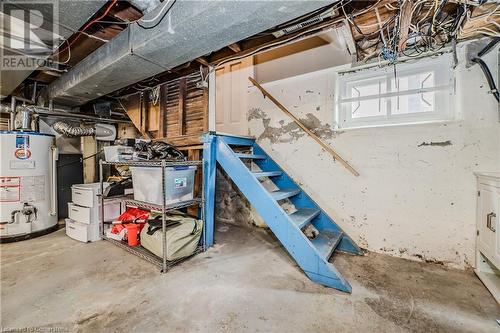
[336,54,455,129]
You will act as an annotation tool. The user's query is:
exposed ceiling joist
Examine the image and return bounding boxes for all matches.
[228,42,242,53]
[48,0,335,106]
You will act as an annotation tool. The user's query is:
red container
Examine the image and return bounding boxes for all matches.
[125,224,141,246]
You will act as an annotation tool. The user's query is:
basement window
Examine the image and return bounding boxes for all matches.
[337,55,454,129]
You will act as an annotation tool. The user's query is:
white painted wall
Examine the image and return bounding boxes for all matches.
[255,39,353,83]
[244,42,499,269]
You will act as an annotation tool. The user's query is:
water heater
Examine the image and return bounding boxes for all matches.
[0,131,58,242]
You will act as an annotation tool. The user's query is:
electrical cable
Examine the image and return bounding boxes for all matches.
[106,0,488,98]
[139,0,173,23]
[471,37,500,103]
[478,37,500,57]
[472,57,499,103]
[137,0,176,29]
[53,0,118,56]
[58,39,71,64]
[470,37,500,103]
[57,150,104,168]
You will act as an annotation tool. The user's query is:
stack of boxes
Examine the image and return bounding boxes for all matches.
[66,183,122,242]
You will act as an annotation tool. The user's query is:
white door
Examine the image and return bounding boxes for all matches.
[215,57,254,135]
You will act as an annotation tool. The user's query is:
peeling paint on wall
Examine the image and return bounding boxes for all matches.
[242,42,500,270]
[248,107,337,143]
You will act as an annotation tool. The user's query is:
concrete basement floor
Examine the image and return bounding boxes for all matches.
[1,222,499,333]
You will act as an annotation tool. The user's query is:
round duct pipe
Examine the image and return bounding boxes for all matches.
[52,121,95,137]
[52,121,116,141]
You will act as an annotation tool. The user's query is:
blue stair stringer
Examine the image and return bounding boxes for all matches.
[203,133,362,293]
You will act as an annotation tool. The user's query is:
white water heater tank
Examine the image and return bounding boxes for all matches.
[0,131,58,241]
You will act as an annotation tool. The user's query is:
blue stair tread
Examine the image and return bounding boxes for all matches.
[270,188,301,201]
[235,153,266,159]
[311,231,343,260]
[252,171,282,178]
[289,208,321,229]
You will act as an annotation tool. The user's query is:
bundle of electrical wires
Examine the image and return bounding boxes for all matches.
[343,0,499,63]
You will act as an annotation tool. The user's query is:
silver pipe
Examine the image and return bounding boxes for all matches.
[19,106,34,130]
[35,107,131,124]
[1,104,131,124]
[9,97,16,131]
[31,81,37,102]
[13,96,35,104]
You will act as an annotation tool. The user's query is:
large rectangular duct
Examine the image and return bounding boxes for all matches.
[48,0,333,106]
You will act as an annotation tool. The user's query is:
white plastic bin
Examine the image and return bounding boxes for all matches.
[130,165,197,206]
[104,145,134,162]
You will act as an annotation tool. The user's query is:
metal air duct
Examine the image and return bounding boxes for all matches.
[0,1,106,98]
[48,0,334,106]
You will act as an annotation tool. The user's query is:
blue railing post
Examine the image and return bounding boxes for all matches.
[203,132,217,248]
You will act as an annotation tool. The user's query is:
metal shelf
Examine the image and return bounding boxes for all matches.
[123,198,202,212]
[101,160,202,167]
[99,157,206,273]
[103,237,202,271]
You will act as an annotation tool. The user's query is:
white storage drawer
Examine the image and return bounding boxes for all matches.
[65,218,101,242]
[68,199,122,224]
[72,182,109,208]
[68,203,91,224]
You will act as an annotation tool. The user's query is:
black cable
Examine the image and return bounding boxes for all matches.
[471,57,499,103]
[478,37,500,58]
[137,0,177,30]
[57,150,103,168]
[432,0,447,28]
[449,5,466,36]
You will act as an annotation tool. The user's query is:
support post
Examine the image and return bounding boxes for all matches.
[159,84,168,138]
[161,159,167,273]
[208,67,216,131]
[202,133,216,248]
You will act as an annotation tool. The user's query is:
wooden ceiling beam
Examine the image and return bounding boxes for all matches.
[108,1,143,22]
[57,24,123,67]
[195,57,210,67]
[228,42,242,53]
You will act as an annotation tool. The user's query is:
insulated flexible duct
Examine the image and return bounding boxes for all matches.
[52,121,96,137]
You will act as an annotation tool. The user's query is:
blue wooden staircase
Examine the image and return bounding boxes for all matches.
[203,133,362,293]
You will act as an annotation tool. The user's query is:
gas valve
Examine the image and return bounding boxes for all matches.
[10,203,38,223]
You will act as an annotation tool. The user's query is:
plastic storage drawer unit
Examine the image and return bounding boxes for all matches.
[68,199,122,224]
[130,166,197,206]
[72,182,109,208]
[65,218,101,242]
